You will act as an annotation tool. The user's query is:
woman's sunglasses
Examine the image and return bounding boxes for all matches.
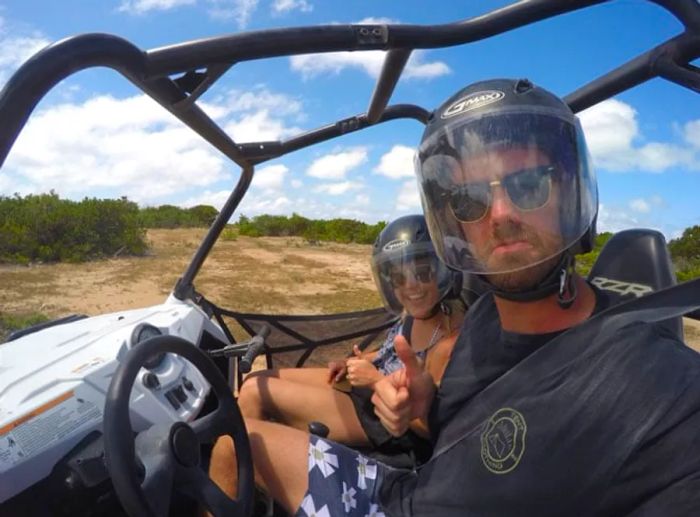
[384,263,435,288]
[448,165,555,223]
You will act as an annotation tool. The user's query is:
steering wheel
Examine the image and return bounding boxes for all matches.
[103,335,254,517]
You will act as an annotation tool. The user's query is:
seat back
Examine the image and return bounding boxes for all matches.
[587,228,683,339]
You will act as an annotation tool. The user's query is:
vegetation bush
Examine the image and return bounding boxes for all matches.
[575,232,613,277]
[0,312,50,342]
[237,213,386,245]
[139,204,218,228]
[577,227,700,282]
[0,194,222,264]
[0,193,148,263]
[669,226,700,282]
[220,225,238,241]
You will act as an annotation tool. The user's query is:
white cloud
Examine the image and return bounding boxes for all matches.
[206,0,260,27]
[290,49,449,80]
[0,19,51,86]
[291,179,303,188]
[252,164,288,190]
[221,88,302,117]
[629,198,650,213]
[578,99,697,172]
[2,89,302,203]
[182,189,232,211]
[597,203,640,234]
[225,109,301,142]
[0,173,33,197]
[355,193,370,206]
[597,200,673,238]
[272,0,313,14]
[118,0,259,27]
[185,188,292,217]
[238,194,292,214]
[396,179,420,210]
[307,148,367,180]
[628,195,664,214]
[118,0,195,14]
[313,181,363,195]
[683,120,700,148]
[374,145,415,179]
[209,88,304,140]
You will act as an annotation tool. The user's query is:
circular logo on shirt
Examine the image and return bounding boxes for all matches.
[480,407,527,474]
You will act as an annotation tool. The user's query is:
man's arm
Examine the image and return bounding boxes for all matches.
[371,335,436,437]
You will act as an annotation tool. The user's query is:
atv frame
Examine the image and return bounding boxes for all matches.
[1,0,699,516]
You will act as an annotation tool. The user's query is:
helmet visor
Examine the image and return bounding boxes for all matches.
[416,110,597,275]
[370,241,452,315]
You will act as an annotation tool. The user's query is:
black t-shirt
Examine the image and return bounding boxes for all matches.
[379,289,700,516]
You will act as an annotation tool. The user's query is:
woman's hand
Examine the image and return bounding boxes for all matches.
[327,360,347,383]
[346,356,382,387]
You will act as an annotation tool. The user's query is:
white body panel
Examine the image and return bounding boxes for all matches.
[0,295,228,503]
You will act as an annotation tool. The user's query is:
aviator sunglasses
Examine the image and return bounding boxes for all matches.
[384,263,435,288]
[448,165,555,223]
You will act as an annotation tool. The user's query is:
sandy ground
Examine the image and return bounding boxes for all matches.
[0,230,377,317]
[2,228,699,352]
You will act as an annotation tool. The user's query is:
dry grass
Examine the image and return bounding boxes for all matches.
[0,229,381,321]
[1,228,699,351]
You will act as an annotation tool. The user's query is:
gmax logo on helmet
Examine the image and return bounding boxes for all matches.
[383,239,410,251]
[441,90,505,119]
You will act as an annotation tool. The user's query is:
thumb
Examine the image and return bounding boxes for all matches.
[353,344,363,357]
[394,335,422,380]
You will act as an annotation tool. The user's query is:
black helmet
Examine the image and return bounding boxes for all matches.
[415,78,598,278]
[371,214,461,315]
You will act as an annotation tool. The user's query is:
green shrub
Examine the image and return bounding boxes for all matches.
[575,232,613,277]
[0,193,147,263]
[238,214,386,245]
[0,312,50,342]
[138,203,219,228]
[220,226,238,241]
[576,229,700,282]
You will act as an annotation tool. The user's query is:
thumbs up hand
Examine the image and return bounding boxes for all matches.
[371,335,436,437]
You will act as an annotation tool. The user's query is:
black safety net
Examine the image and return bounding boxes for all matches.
[212,306,399,369]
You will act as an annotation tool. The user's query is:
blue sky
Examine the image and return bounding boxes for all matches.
[0,0,698,239]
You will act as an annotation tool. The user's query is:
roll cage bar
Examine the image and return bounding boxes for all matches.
[0,0,697,302]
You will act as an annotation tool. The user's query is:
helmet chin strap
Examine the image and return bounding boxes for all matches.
[485,252,578,309]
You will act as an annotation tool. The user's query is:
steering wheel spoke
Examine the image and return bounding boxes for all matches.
[190,407,238,444]
[140,454,176,516]
[192,408,235,443]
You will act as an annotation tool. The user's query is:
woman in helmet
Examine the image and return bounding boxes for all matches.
[234,214,467,466]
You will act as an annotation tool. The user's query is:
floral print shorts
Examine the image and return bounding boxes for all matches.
[294,435,390,517]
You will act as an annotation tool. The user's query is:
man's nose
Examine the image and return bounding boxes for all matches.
[489,184,518,222]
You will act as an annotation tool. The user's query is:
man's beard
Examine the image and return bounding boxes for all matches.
[487,254,561,292]
[479,218,563,292]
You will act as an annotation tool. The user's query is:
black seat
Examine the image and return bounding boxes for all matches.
[587,228,683,339]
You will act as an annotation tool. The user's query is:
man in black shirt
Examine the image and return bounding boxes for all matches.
[210,79,700,516]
